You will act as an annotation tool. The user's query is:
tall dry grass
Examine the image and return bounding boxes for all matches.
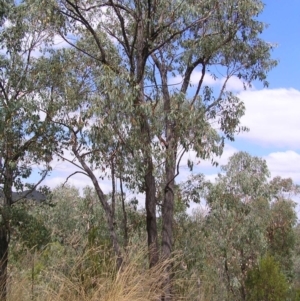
[7,243,175,301]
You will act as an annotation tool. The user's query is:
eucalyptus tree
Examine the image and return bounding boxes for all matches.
[204,154,272,300]
[183,152,299,300]
[32,1,276,296]
[35,37,133,267]
[0,2,59,299]
[215,154,298,279]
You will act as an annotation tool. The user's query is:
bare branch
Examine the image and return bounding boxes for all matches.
[54,151,85,171]
[109,0,131,56]
[62,170,89,186]
[164,147,186,194]
[60,1,119,74]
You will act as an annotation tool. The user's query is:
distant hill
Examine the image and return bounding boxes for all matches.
[0,190,46,203]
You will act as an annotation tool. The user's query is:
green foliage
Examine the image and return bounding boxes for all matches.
[0,0,286,298]
[10,205,51,251]
[268,199,297,278]
[0,0,59,209]
[176,152,300,300]
[245,254,289,301]
[36,185,111,253]
[218,151,270,199]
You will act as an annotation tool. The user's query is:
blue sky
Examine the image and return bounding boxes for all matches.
[41,1,300,211]
[258,0,299,90]
[234,0,300,168]
[168,0,300,185]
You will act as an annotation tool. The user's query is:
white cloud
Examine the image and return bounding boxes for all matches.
[43,173,113,196]
[179,147,300,185]
[168,74,183,86]
[190,71,218,86]
[52,35,71,49]
[264,150,300,183]
[177,144,238,183]
[205,173,219,183]
[211,144,239,167]
[3,20,12,29]
[238,88,300,149]
[221,76,248,92]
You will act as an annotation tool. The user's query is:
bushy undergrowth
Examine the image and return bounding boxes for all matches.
[7,243,171,301]
[7,239,217,301]
[5,181,300,301]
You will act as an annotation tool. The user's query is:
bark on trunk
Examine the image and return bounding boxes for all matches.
[159,56,177,301]
[139,107,159,268]
[111,158,116,222]
[145,164,159,267]
[161,158,176,257]
[120,177,128,248]
[0,172,13,301]
[161,145,176,301]
[162,166,175,301]
[0,226,8,301]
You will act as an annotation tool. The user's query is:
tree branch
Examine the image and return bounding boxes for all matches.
[62,170,89,186]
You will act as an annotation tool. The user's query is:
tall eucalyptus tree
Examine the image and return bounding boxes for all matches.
[31,1,276,298]
[0,2,59,299]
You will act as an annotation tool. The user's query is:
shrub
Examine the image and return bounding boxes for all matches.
[245,254,289,301]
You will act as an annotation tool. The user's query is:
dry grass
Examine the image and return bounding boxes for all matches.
[7,241,218,301]
[7,244,174,301]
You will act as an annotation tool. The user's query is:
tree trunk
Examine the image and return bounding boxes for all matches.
[0,226,8,301]
[145,164,159,267]
[159,56,177,301]
[161,147,176,301]
[135,18,159,268]
[120,177,128,248]
[161,163,176,246]
[0,169,13,301]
